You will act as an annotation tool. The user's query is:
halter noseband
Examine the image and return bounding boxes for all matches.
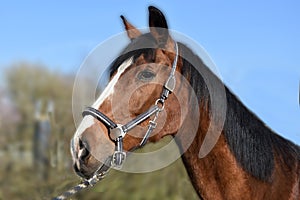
[82,42,179,169]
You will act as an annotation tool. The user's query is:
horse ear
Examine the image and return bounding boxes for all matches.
[121,15,142,40]
[148,6,169,47]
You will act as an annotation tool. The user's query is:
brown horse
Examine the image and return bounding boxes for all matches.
[71,6,300,199]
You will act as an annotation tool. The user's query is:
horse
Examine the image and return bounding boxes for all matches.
[71,6,300,199]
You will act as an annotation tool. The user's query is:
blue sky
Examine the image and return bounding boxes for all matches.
[1,1,299,144]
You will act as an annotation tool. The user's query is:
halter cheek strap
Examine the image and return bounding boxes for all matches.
[161,41,178,100]
[82,42,179,169]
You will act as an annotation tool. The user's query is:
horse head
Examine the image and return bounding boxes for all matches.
[71,6,192,179]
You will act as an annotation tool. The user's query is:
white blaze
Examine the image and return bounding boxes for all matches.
[74,57,134,138]
[92,56,133,109]
[74,115,94,138]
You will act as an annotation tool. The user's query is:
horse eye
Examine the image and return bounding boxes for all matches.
[137,70,156,81]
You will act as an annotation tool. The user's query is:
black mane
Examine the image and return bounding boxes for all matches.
[179,42,300,181]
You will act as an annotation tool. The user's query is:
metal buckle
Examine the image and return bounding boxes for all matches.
[111,137,126,169]
[109,125,125,141]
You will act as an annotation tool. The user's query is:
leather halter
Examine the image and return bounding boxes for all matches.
[82,42,179,168]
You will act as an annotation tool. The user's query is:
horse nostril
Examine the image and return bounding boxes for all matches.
[78,139,90,162]
[79,138,85,150]
[80,147,90,162]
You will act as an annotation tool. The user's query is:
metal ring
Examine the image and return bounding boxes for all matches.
[155,99,165,111]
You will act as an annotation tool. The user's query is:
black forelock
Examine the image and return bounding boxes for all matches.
[109,33,157,77]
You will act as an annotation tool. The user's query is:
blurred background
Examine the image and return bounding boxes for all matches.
[0,1,299,199]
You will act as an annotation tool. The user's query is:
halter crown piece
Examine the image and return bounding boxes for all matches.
[82,42,179,168]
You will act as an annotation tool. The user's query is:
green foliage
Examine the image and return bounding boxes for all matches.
[1,62,77,198]
[3,62,75,144]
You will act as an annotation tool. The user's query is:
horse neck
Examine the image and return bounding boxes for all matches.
[174,48,232,197]
[176,84,300,199]
[174,85,255,199]
[177,52,300,199]
[175,94,233,199]
[174,43,300,199]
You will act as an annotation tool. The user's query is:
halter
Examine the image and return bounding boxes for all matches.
[82,42,179,169]
[53,43,179,200]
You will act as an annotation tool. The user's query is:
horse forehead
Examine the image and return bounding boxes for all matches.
[92,56,134,109]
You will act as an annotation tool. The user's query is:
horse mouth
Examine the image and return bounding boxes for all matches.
[73,157,112,180]
[73,163,90,179]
